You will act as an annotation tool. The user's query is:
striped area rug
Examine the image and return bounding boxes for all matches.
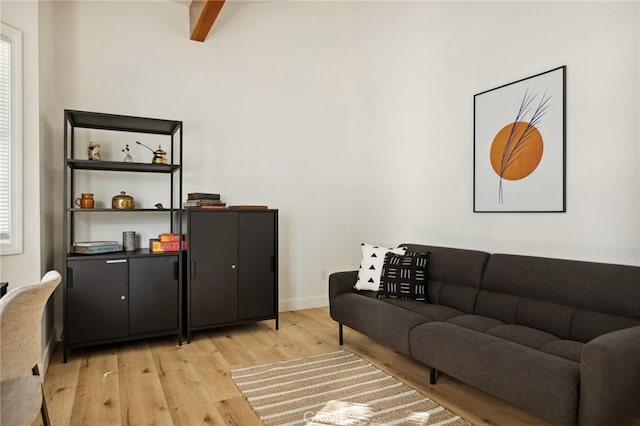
[231,350,470,426]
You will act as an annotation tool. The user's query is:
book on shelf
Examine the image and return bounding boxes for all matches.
[199,205,227,210]
[73,240,120,247]
[187,192,221,201]
[183,199,226,208]
[149,239,187,253]
[71,244,123,254]
[227,205,268,210]
[159,233,180,242]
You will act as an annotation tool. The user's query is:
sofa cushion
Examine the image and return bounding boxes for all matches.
[354,243,406,291]
[486,324,558,349]
[447,314,504,332]
[382,299,463,322]
[378,252,429,301]
[409,321,580,425]
[330,292,430,355]
[480,254,640,342]
[401,244,489,314]
[515,298,574,339]
[448,315,583,359]
[571,310,640,343]
[475,291,519,324]
[539,340,584,363]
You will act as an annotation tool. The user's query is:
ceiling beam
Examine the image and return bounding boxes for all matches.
[190,0,226,42]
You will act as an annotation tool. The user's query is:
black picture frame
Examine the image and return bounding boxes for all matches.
[473,66,566,213]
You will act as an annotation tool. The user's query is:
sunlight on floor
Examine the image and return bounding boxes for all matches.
[304,400,373,425]
[303,400,439,425]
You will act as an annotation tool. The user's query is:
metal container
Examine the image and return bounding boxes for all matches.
[112,191,135,209]
[123,231,136,251]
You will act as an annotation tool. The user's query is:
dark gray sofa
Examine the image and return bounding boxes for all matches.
[329,244,640,425]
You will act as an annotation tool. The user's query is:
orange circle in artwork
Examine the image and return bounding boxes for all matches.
[490,121,543,181]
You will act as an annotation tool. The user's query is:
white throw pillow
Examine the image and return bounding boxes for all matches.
[354,243,407,291]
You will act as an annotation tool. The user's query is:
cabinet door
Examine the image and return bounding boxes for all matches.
[189,212,238,327]
[67,259,128,344]
[129,256,179,335]
[238,212,276,320]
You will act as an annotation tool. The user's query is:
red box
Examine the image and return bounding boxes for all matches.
[149,239,187,252]
[159,233,180,242]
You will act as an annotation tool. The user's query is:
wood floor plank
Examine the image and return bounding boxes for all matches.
[68,347,122,425]
[215,396,263,426]
[206,327,264,368]
[43,347,82,426]
[182,334,242,402]
[149,338,228,425]
[117,341,174,426]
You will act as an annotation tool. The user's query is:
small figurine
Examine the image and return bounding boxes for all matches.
[122,144,133,162]
[88,141,101,160]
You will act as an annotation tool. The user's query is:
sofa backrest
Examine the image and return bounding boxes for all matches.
[477,254,640,342]
[401,244,489,314]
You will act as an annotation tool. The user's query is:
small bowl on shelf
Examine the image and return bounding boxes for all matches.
[112,191,135,209]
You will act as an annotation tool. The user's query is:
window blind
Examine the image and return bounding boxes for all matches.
[0,36,11,242]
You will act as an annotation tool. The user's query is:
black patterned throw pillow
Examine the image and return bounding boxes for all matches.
[378,252,430,302]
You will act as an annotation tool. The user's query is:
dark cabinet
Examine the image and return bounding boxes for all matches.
[66,254,180,345]
[189,212,238,327]
[238,213,276,319]
[67,258,128,344]
[186,209,278,339]
[129,256,179,335]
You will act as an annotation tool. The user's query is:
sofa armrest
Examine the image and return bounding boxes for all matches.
[328,271,358,300]
[579,325,640,426]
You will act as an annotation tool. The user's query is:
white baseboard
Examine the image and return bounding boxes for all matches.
[41,327,57,376]
[279,296,328,312]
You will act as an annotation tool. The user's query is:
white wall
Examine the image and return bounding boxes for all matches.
[1,0,59,369]
[45,1,639,336]
[0,1,43,287]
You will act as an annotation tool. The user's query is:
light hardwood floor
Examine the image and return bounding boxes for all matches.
[45,308,552,425]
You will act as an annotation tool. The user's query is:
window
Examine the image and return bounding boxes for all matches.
[0,22,22,255]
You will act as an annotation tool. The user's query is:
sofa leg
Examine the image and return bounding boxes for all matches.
[430,368,437,385]
[339,323,343,345]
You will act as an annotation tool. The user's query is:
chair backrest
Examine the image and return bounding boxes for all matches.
[0,270,61,382]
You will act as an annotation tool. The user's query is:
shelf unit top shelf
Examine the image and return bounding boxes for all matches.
[65,110,182,135]
[67,159,179,173]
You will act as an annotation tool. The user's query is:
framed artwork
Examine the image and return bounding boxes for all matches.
[473,66,566,212]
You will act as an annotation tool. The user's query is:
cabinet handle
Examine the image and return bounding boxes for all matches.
[67,267,74,289]
[106,259,127,264]
[231,264,236,269]
[121,295,126,300]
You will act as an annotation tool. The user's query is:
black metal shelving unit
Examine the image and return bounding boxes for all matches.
[62,110,183,362]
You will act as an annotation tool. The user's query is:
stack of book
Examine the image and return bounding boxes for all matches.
[72,241,123,254]
[183,192,226,209]
[149,233,187,253]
